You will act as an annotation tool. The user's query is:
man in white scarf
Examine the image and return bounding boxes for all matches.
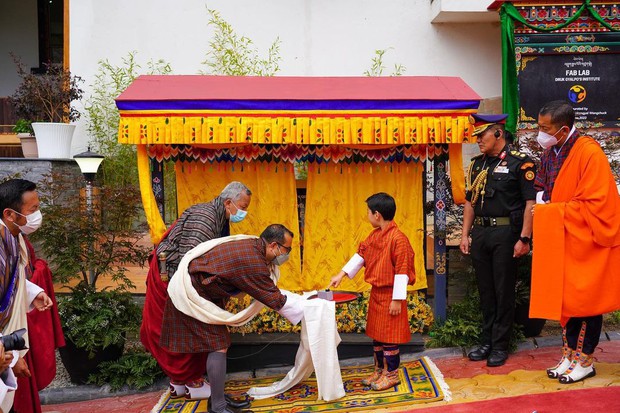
[0,179,53,412]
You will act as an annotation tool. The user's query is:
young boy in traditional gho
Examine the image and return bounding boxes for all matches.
[330,192,415,391]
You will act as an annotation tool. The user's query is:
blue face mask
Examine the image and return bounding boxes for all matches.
[229,201,248,223]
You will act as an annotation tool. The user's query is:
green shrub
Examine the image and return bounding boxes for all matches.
[88,350,165,391]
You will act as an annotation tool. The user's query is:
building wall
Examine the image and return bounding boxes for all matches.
[0,0,39,97]
[1,1,501,152]
[67,0,501,151]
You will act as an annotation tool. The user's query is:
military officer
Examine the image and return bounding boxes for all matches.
[459,114,537,367]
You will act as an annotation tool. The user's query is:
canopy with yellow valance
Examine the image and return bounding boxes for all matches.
[117,75,480,303]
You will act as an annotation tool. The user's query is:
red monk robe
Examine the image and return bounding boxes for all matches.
[531,137,620,325]
[13,240,65,413]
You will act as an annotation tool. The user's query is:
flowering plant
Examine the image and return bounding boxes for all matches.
[226,291,434,335]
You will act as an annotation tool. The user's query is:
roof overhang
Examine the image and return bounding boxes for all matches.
[116,75,481,145]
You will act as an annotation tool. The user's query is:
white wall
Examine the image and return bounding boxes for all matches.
[0,0,39,97]
[69,0,501,152]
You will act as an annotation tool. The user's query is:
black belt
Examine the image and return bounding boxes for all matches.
[474,216,511,227]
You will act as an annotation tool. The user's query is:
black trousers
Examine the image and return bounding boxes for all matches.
[566,315,603,355]
[470,225,519,351]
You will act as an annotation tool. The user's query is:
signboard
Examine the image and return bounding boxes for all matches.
[518,53,620,128]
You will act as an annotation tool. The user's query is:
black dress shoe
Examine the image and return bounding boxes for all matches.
[208,407,253,413]
[468,344,491,361]
[486,350,508,367]
[225,394,252,409]
[208,396,253,413]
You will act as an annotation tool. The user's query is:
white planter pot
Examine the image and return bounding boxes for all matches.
[17,133,38,158]
[31,122,76,159]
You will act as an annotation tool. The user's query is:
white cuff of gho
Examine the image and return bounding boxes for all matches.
[392,274,409,300]
[277,290,305,325]
[342,253,364,279]
[536,191,545,204]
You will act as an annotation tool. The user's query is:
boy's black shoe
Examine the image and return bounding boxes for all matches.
[467,344,491,361]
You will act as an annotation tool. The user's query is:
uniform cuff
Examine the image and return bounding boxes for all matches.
[342,253,364,278]
[392,274,409,300]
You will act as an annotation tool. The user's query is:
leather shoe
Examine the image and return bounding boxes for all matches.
[225,394,252,409]
[208,407,253,413]
[468,344,491,361]
[208,396,253,413]
[486,350,508,367]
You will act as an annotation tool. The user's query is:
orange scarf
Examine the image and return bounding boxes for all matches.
[531,137,620,325]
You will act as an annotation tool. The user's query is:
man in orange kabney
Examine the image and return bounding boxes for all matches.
[531,100,620,384]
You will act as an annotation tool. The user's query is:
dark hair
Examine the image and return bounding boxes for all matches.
[539,100,575,129]
[366,192,396,221]
[260,224,294,245]
[0,179,36,215]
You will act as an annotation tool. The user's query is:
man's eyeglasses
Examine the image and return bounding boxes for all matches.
[276,243,292,254]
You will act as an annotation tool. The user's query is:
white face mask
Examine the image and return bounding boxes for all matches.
[536,127,564,149]
[12,209,43,235]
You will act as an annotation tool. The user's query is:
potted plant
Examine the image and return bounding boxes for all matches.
[9,55,84,159]
[31,171,150,383]
[12,119,38,158]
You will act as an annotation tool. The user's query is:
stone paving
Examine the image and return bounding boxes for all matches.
[41,335,620,413]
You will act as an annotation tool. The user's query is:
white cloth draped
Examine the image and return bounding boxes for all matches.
[168,235,277,326]
[248,297,345,402]
[0,221,33,413]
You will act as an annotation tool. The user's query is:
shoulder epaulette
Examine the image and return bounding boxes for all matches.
[471,153,484,161]
[508,149,527,159]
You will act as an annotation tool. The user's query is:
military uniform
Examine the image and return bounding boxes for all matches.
[465,145,537,352]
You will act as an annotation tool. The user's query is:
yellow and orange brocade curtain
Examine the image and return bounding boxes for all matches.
[302,162,426,293]
[174,160,302,291]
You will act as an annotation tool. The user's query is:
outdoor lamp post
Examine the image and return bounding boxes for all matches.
[74,148,105,211]
[73,148,104,285]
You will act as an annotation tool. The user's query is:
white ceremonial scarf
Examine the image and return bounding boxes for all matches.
[247,297,346,402]
[168,234,279,326]
[0,221,30,413]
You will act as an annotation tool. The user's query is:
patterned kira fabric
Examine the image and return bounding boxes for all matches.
[156,196,229,273]
[534,130,581,202]
[358,221,415,344]
[160,238,286,353]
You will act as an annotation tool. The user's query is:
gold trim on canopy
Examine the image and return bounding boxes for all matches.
[118,112,475,146]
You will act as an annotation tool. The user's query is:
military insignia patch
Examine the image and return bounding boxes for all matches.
[525,170,535,181]
[520,162,534,170]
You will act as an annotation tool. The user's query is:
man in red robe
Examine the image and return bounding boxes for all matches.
[13,239,65,413]
[531,100,620,384]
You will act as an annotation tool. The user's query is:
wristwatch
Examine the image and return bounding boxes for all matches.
[519,236,531,243]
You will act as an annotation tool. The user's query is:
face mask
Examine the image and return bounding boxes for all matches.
[229,201,248,223]
[273,253,290,266]
[536,127,563,149]
[272,245,290,266]
[12,209,43,235]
